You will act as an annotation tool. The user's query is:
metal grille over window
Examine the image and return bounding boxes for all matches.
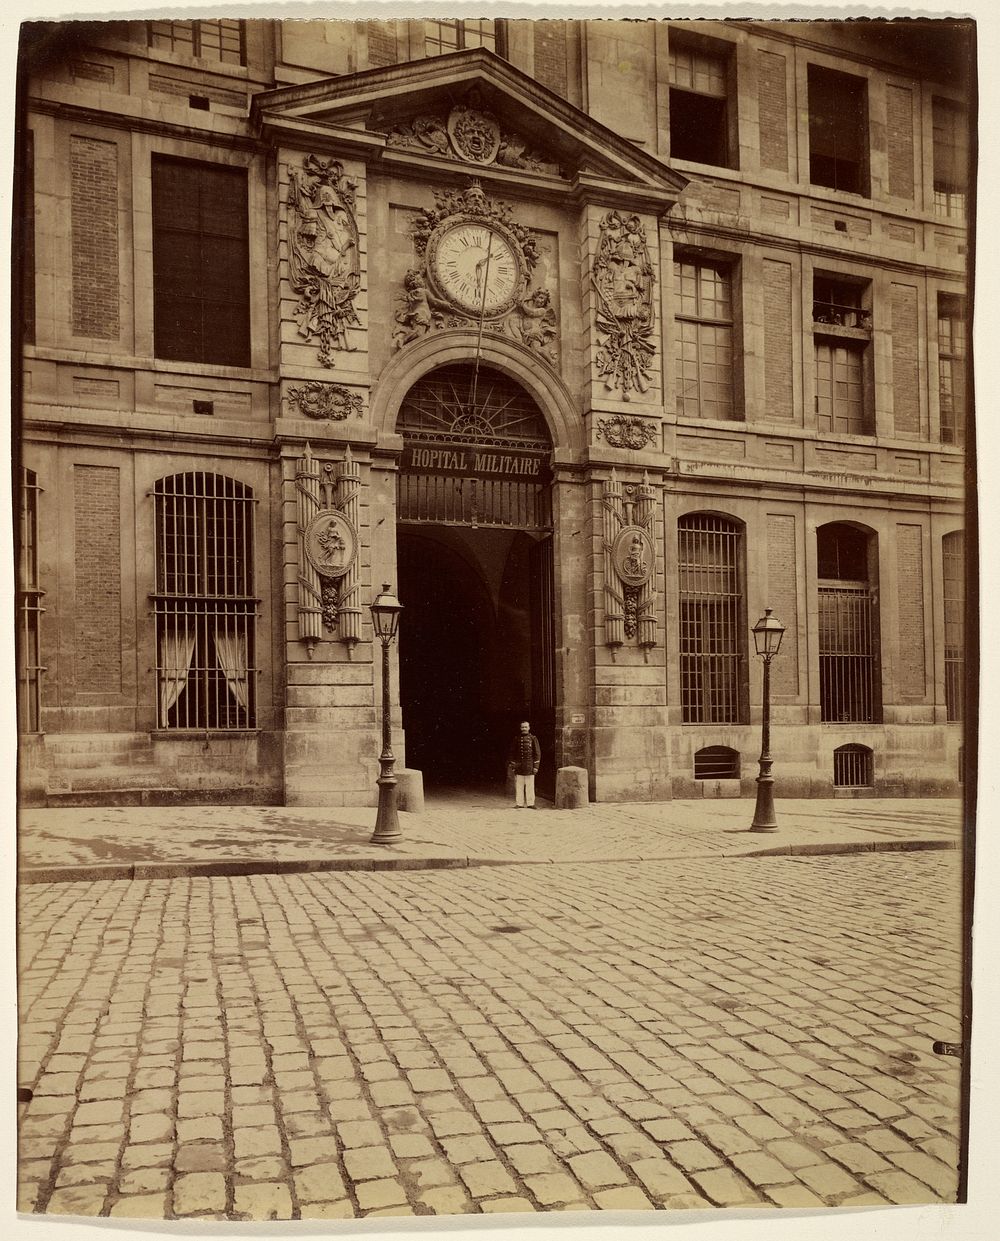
[396,365,552,532]
[938,295,966,446]
[694,746,740,780]
[833,744,874,788]
[148,19,245,64]
[152,473,258,730]
[678,514,745,723]
[19,468,44,734]
[943,531,964,723]
[674,259,735,420]
[817,524,879,724]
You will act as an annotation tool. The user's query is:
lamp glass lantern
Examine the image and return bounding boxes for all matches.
[370,584,403,643]
[752,608,786,660]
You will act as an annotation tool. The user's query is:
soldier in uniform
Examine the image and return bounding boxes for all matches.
[507,720,541,809]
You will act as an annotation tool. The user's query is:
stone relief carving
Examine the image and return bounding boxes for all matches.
[393,181,558,365]
[287,155,361,368]
[602,470,658,648]
[296,445,362,654]
[592,211,656,400]
[385,93,557,174]
[288,381,364,421]
[596,414,659,450]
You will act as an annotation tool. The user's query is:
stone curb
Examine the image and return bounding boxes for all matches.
[17,837,958,884]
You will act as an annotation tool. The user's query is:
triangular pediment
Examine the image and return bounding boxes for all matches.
[252,48,687,204]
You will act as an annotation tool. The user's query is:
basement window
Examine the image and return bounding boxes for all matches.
[833,744,874,788]
[694,746,740,781]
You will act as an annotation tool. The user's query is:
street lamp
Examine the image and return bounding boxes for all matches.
[370,583,403,845]
[750,608,786,832]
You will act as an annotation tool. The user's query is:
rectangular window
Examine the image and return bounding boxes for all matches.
[424,19,504,57]
[943,532,964,723]
[153,473,257,731]
[678,516,746,724]
[938,294,967,446]
[19,469,44,734]
[933,98,968,220]
[808,64,869,195]
[148,19,245,65]
[21,130,34,346]
[668,41,732,168]
[151,157,251,367]
[674,259,735,420]
[815,341,866,435]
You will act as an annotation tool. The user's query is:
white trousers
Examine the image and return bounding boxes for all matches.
[515,773,535,807]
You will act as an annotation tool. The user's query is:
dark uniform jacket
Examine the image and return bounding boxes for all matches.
[508,732,541,776]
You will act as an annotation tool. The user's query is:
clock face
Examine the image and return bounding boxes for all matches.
[432,222,522,315]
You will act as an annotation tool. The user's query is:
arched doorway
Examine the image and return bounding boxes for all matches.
[396,364,555,794]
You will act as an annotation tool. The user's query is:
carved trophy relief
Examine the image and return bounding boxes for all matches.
[591,211,656,400]
[287,155,362,367]
[603,470,658,648]
[392,180,559,367]
[296,444,362,655]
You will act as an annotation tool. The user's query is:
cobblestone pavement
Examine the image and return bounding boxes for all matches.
[17,850,963,1221]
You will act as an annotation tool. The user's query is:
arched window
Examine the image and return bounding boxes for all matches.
[694,746,740,781]
[817,523,880,723]
[943,531,964,722]
[678,514,746,723]
[152,473,257,730]
[833,744,874,788]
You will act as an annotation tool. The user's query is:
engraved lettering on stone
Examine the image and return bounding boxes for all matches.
[592,211,655,400]
[288,155,361,367]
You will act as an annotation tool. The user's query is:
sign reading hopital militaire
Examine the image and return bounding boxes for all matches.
[402,442,549,478]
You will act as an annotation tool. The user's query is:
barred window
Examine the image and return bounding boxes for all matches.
[833,744,874,788]
[424,19,504,57]
[943,531,964,723]
[694,745,740,780]
[678,514,746,723]
[18,468,44,734]
[933,98,968,221]
[674,259,736,420]
[818,524,880,723]
[148,20,245,65]
[151,156,251,368]
[938,295,967,446]
[152,473,257,730]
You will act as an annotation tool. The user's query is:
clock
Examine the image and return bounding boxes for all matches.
[428,220,524,317]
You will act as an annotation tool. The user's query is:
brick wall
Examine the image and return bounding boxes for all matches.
[366,20,397,67]
[763,260,794,421]
[766,514,799,694]
[896,524,926,697]
[886,84,915,200]
[534,21,569,98]
[891,283,920,436]
[70,135,120,340]
[74,465,122,693]
[757,51,789,173]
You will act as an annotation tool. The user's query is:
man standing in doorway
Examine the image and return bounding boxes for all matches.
[508,720,541,809]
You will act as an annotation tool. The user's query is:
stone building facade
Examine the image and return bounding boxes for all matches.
[15,17,972,806]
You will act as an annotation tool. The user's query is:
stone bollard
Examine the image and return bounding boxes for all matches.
[555,766,589,810]
[395,768,424,813]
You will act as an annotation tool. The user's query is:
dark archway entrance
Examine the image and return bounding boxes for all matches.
[396,364,554,795]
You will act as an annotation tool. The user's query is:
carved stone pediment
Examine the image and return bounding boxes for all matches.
[252,49,687,206]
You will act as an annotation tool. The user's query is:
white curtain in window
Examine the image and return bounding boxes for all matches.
[214,630,248,710]
[158,629,196,723]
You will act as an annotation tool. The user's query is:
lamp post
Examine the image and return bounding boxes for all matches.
[750,608,786,832]
[370,583,403,845]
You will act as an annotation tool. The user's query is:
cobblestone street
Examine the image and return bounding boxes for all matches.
[16,847,964,1222]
